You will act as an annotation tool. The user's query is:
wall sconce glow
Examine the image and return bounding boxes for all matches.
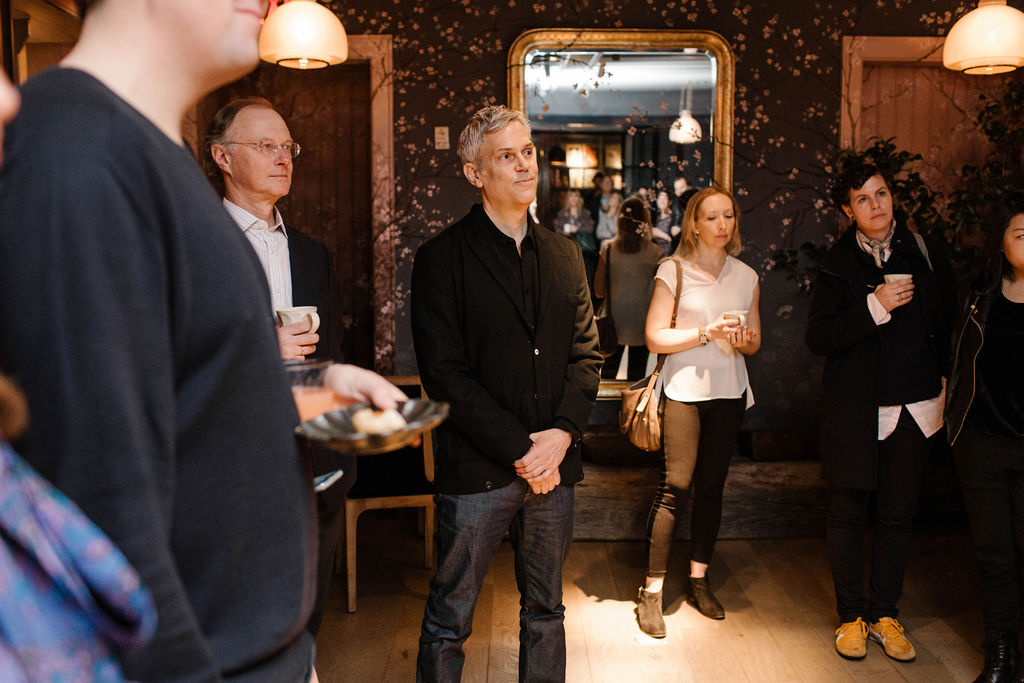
[259,0,348,70]
[669,110,702,145]
[942,0,1024,74]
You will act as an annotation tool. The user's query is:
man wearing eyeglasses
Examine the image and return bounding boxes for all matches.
[206,97,342,363]
[206,97,349,641]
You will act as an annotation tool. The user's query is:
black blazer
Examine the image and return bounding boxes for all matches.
[288,226,350,510]
[805,223,956,489]
[411,204,602,494]
[288,227,343,363]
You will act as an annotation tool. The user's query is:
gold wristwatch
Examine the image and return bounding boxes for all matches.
[698,327,709,345]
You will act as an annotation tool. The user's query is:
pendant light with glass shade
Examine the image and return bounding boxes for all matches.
[668,86,702,145]
[942,0,1024,75]
[259,0,348,70]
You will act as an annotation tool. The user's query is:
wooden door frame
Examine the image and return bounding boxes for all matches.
[840,36,946,149]
[347,34,396,373]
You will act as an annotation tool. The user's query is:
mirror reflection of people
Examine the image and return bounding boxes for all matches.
[945,191,1024,683]
[411,105,601,681]
[0,1,402,679]
[556,189,599,293]
[806,163,956,663]
[652,189,681,257]
[637,187,761,637]
[594,195,663,380]
[595,190,622,247]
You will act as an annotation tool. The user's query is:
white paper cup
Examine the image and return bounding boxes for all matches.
[883,273,912,283]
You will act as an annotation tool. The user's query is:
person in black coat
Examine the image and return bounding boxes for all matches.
[806,162,956,663]
[412,105,601,682]
[945,191,1024,683]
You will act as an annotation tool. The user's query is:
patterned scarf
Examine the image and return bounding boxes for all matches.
[855,221,896,268]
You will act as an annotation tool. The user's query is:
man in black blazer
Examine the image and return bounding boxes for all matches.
[206,97,349,640]
[412,105,602,682]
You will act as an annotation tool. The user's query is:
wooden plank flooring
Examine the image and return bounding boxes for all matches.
[315,511,984,682]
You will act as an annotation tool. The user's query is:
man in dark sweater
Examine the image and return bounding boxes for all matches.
[0,1,402,680]
[412,106,601,682]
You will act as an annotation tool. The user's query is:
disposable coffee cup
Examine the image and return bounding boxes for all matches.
[883,273,912,283]
[277,306,319,334]
[722,310,748,326]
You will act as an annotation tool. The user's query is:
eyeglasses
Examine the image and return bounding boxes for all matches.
[223,140,301,159]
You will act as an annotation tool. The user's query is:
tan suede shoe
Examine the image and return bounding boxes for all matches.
[834,617,868,659]
[868,617,916,662]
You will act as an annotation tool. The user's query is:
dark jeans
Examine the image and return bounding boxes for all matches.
[601,344,650,381]
[954,426,1024,634]
[417,479,574,683]
[307,451,356,638]
[646,395,746,576]
[827,408,928,623]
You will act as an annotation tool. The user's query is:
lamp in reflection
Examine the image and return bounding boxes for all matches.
[669,86,702,144]
[259,0,348,70]
[943,0,1024,74]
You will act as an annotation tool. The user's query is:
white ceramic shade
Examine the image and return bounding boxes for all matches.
[259,0,348,70]
[668,110,702,144]
[943,0,1024,74]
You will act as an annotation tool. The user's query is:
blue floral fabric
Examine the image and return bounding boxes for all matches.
[0,440,156,681]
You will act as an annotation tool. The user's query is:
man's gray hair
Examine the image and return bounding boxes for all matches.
[457,105,531,166]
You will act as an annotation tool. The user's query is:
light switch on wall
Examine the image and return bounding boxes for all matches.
[434,126,450,150]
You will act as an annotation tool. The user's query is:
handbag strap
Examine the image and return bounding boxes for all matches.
[652,258,684,374]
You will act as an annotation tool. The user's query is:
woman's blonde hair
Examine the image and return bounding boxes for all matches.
[672,186,742,258]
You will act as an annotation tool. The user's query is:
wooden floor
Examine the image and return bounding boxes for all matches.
[315,511,985,682]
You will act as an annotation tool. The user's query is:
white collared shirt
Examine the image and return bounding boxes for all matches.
[861,237,944,441]
[223,198,292,313]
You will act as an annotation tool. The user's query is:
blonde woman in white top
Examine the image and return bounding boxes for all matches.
[636,187,761,637]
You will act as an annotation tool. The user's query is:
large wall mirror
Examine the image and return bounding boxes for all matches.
[508,29,734,389]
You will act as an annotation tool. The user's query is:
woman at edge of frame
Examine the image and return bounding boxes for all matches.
[945,191,1024,683]
[636,186,761,637]
[806,162,957,663]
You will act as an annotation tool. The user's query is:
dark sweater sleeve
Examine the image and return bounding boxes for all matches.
[0,157,222,680]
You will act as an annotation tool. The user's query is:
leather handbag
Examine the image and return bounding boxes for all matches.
[595,245,618,357]
[619,258,682,451]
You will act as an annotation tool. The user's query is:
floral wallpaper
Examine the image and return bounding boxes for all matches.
[319,0,1006,433]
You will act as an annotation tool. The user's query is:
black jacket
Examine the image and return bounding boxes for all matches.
[945,285,997,446]
[411,204,602,494]
[805,223,957,489]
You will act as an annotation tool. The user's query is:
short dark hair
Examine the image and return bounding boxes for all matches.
[979,191,1024,286]
[828,161,891,210]
[202,97,277,183]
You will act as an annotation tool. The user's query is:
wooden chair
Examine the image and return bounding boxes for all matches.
[336,375,435,612]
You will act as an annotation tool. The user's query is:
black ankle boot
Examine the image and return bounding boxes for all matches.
[976,629,1018,683]
[637,587,666,638]
[687,576,725,620]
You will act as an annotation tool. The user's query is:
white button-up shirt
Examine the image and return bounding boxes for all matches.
[223,198,292,313]
[861,240,944,441]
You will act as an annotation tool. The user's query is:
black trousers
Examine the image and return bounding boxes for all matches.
[646,395,746,577]
[827,408,928,623]
[954,426,1024,635]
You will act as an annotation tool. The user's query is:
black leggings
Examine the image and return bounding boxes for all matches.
[646,395,745,577]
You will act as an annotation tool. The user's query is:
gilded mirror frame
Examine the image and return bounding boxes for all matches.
[509,29,735,397]
[507,28,735,193]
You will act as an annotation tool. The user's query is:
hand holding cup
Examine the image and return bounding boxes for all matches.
[876,274,914,312]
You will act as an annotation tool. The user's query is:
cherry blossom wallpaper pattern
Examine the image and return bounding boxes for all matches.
[320,0,1011,433]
